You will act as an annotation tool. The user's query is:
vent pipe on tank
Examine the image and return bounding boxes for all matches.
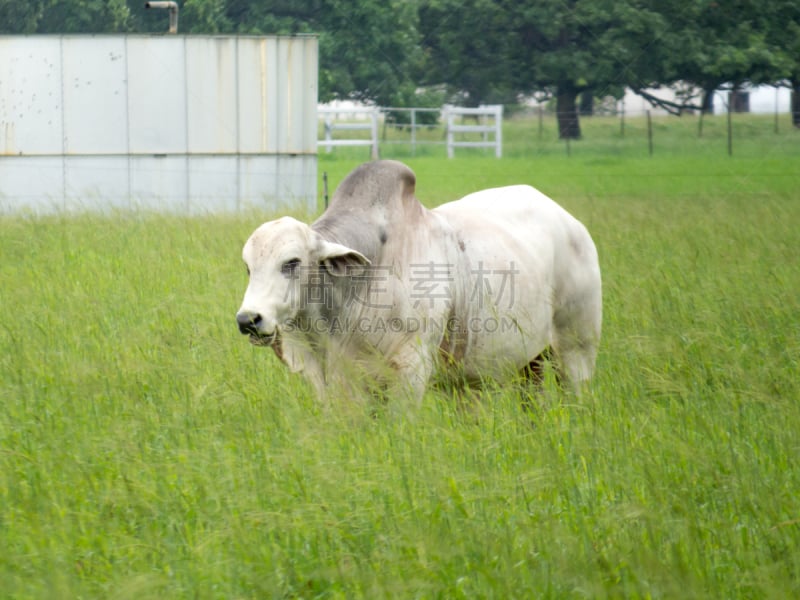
[145,2,179,34]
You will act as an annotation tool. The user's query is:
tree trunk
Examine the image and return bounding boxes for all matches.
[701,88,715,114]
[579,91,594,116]
[792,79,800,129]
[557,85,581,139]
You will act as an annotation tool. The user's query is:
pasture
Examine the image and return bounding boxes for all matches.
[1,114,799,598]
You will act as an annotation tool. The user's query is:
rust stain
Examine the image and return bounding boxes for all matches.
[2,122,15,155]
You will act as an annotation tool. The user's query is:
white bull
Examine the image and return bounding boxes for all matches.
[236,160,601,403]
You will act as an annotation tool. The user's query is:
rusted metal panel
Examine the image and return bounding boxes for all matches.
[0,153,317,214]
[0,156,64,212]
[238,155,317,214]
[64,156,129,210]
[126,36,187,154]
[187,156,238,212]
[0,37,63,156]
[0,34,318,214]
[236,36,318,155]
[186,37,237,154]
[62,37,128,155]
[238,154,279,205]
[238,38,274,154]
[285,35,318,153]
[301,37,319,151]
[129,155,189,211]
[278,155,317,214]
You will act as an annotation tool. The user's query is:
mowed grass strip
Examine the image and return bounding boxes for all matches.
[1,118,799,598]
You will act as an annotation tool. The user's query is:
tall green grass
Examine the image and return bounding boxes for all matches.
[1,116,799,597]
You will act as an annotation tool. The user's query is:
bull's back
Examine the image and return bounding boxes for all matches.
[435,184,573,229]
[433,184,595,284]
[432,185,599,378]
[437,182,597,259]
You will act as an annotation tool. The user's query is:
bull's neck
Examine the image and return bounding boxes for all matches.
[312,200,430,263]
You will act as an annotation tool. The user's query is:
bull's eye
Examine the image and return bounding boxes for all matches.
[281,258,301,277]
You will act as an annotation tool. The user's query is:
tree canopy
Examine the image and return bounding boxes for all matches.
[1,0,798,133]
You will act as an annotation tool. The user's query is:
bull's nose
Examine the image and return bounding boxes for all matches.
[236,311,263,335]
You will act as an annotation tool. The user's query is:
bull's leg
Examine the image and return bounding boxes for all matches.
[279,339,331,404]
[552,300,601,395]
[518,346,577,414]
[552,340,597,394]
[387,344,436,405]
[522,348,560,387]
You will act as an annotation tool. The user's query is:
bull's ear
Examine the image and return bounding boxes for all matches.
[317,240,371,277]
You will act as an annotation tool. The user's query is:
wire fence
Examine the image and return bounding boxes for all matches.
[318,103,799,160]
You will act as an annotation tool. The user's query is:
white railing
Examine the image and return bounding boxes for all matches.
[444,104,503,158]
[318,107,380,159]
[317,104,505,159]
[381,107,441,156]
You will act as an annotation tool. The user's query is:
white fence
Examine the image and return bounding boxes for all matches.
[317,104,504,159]
[382,107,441,156]
[318,107,379,159]
[444,105,503,158]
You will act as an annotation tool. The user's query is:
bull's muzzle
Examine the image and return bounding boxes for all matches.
[236,311,275,346]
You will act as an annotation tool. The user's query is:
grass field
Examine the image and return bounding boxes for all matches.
[2,114,799,598]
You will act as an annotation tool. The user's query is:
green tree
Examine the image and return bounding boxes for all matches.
[764,0,800,127]
[0,0,130,33]
[417,0,517,106]
[618,0,800,124]
[420,0,664,139]
[0,0,47,33]
[641,0,783,114]
[39,0,131,32]
[512,0,653,138]
[180,0,424,106]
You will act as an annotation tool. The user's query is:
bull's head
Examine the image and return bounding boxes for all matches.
[235,216,370,347]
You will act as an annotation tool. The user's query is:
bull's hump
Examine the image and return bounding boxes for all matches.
[312,160,426,257]
[329,160,416,210]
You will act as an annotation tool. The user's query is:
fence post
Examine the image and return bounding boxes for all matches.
[727,99,733,157]
[323,171,328,209]
[495,104,503,158]
[446,106,455,159]
[774,87,779,134]
[371,109,380,159]
[410,108,417,156]
[317,107,381,157]
[538,105,543,140]
[444,104,502,158]
[324,116,333,153]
